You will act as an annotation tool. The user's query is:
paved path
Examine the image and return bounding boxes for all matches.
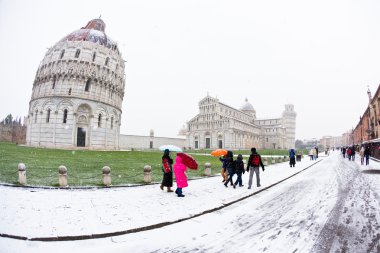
[0,157,321,240]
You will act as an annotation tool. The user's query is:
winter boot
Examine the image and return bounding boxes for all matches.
[160,184,164,190]
[167,187,174,192]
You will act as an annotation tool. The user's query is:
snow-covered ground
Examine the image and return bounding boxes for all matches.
[1,151,380,253]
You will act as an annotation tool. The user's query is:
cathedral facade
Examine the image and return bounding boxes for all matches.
[185,96,296,150]
[26,18,126,149]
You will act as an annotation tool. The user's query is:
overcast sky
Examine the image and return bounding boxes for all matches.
[0,0,379,140]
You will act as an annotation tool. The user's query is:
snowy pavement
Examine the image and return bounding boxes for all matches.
[1,152,380,252]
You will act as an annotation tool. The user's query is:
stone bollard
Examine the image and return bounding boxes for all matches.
[271,158,277,164]
[58,165,68,187]
[204,162,212,176]
[263,158,269,166]
[102,166,111,186]
[144,165,152,183]
[18,163,26,185]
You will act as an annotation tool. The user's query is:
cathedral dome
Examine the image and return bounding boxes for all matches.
[58,18,118,51]
[240,98,255,111]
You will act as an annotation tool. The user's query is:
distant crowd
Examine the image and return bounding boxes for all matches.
[341,145,371,165]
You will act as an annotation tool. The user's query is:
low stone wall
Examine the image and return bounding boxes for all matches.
[119,134,186,150]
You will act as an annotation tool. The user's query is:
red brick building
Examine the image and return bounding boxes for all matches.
[353,85,380,144]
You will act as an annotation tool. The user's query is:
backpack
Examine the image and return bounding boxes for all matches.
[251,154,260,167]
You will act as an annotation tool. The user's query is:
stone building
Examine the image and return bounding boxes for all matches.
[26,18,126,149]
[185,96,296,150]
[353,85,380,145]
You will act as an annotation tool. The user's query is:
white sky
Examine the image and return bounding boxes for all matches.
[0,0,380,140]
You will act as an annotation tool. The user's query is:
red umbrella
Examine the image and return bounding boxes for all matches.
[177,153,198,170]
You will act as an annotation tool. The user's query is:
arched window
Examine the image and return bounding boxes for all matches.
[92,52,96,62]
[63,109,68,123]
[75,49,80,58]
[68,88,72,95]
[34,111,38,123]
[46,109,51,123]
[60,50,65,59]
[111,117,114,129]
[98,114,102,128]
[52,77,56,89]
[105,57,109,66]
[85,79,91,92]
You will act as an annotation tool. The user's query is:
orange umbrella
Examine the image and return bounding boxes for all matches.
[211,149,228,157]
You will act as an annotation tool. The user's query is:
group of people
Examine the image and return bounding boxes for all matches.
[308,147,319,160]
[160,147,266,197]
[220,148,265,189]
[160,149,187,197]
[341,145,370,165]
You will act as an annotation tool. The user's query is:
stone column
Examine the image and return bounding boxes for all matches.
[102,166,111,186]
[204,162,211,176]
[18,163,26,185]
[144,165,152,183]
[58,165,68,187]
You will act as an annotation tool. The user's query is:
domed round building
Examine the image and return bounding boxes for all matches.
[26,18,126,149]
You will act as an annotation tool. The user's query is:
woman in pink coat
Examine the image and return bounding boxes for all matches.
[174,155,188,197]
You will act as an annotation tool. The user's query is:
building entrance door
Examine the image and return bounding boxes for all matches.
[77,127,86,147]
[206,138,211,149]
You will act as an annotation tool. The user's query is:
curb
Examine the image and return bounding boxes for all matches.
[0,159,323,241]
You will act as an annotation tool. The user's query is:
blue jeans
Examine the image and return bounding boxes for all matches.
[225,167,234,186]
[234,173,243,186]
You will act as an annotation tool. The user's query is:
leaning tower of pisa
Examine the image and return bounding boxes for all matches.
[26,18,126,150]
[282,104,297,149]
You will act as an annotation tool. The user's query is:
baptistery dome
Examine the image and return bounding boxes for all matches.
[26,18,126,150]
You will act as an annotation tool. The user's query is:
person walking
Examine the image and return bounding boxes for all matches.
[289,149,296,167]
[173,154,188,197]
[233,154,245,188]
[342,147,346,158]
[224,151,235,187]
[364,146,371,166]
[219,155,228,183]
[309,148,314,160]
[160,149,174,192]
[246,147,265,189]
[347,147,352,161]
[360,146,365,165]
[351,145,356,161]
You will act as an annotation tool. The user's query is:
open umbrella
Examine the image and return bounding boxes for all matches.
[177,153,198,170]
[211,149,228,157]
[159,145,183,152]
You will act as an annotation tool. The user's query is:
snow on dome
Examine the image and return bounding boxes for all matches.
[58,18,118,51]
[240,98,255,111]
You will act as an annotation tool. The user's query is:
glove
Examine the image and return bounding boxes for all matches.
[262,167,265,172]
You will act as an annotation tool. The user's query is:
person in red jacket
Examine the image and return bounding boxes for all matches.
[246,147,265,189]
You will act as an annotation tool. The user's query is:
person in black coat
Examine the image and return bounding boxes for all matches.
[224,151,235,187]
[364,146,371,165]
[233,154,245,188]
[160,149,174,192]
